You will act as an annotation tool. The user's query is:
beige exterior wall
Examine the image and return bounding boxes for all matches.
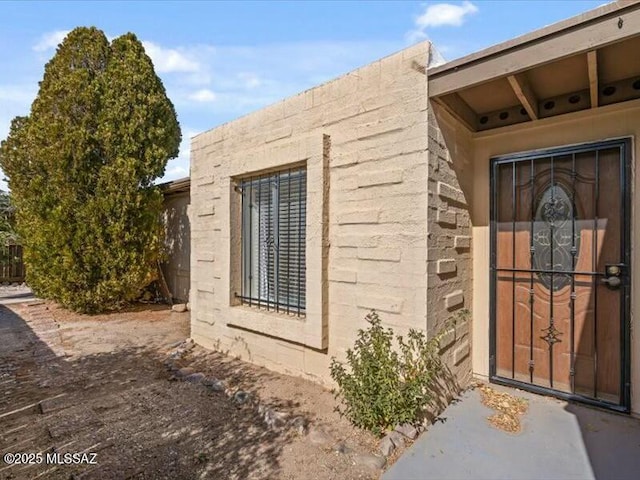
[190,42,473,387]
[433,98,640,414]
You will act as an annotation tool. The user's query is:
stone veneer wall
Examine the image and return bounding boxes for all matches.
[190,41,472,388]
[426,105,474,387]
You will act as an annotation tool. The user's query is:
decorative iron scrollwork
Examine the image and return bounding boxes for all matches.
[532,183,579,291]
[541,195,570,223]
[541,324,563,346]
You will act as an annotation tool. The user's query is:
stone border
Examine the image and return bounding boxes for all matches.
[162,339,393,471]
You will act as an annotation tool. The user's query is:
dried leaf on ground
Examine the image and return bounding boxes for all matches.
[479,385,528,433]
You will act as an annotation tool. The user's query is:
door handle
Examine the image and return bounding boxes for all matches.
[602,263,626,289]
[601,276,622,288]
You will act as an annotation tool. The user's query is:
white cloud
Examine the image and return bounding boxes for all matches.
[406,29,429,44]
[238,73,261,89]
[417,1,478,27]
[33,30,70,52]
[36,34,202,74]
[163,163,189,179]
[187,89,217,103]
[158,128,198,184]
[157,158,188,184]
[407,2,478,43]
[142,41,200,73]
[6,35,410,189]
[170,40,400,115]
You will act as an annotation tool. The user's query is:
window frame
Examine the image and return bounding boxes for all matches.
[238,167,307,315]
[226,135,328,350]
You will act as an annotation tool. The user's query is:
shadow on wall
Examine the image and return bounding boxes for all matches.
[426,361,463,425]
[162,192,191,303]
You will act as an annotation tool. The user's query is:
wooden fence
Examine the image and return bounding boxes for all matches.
[0,244,25,283]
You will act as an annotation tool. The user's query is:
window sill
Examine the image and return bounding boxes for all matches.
[227,303,324,349]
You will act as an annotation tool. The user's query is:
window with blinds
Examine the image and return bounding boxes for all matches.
[239,167,306,315]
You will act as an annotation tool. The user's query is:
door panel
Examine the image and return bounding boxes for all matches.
[491,140,630,410]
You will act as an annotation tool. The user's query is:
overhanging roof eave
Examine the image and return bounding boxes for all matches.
[428,1,640,98]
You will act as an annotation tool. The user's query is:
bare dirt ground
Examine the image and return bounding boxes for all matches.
[0,299,401,480]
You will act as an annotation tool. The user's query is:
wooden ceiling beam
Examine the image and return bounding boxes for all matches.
[432,94,477,132]
[587,50,599,108]
[507,74,539,120]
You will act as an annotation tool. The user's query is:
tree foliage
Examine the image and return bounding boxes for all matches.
[0,27,181,312]
[0,191,18,246]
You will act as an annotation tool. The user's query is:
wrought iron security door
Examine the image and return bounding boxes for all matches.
[490,139,631,412]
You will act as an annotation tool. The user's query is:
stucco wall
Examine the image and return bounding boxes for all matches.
[190,42,448,384]
[434,99,640,414]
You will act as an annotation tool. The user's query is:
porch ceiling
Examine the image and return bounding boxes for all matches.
[429,1,640,132]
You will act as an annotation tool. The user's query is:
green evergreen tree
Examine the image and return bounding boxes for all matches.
[0,190,19,249]
[0,27,181,312]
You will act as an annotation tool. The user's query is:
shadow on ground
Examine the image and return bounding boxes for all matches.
[384,384,640,480]
[566,402,640,480]
[0,304,299,480]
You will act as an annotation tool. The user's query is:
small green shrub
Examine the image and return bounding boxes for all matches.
[330,311,447,435]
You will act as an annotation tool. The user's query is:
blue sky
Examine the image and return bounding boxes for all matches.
[0,1,606,190]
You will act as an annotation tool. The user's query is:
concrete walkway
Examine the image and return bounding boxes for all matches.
[0,284,35,305]
[384,385,640,480]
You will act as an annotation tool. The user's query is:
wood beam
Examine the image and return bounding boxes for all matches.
[432,94,477,132]
[507,74,539,120]
[587,50,599,108]
[428,4,640,97]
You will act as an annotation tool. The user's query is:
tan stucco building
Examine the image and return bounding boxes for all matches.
[190,1,640,415]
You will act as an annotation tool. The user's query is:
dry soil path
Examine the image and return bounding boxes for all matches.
[0,301,384,480]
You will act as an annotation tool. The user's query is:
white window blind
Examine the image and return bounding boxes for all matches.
[239,167,306,314]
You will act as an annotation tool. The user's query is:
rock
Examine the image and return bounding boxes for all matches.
[207,380,226,392]
[182,342,195,352]
[176,367,195,378]
[233,390,250,405]
[264,408,288,429]
[167,340,183,349]
[184,373,205,384]
[290,416,307,435]
[333,441,352,454]
[168,350,183,360]
[388,430,405,448]
[353,453,386,470]
[171,303,188,313]
[308,427,333,446]
[163,359,174,369]
[395,423,418,440]
[186,302,191,311]
[379,435,396,456]
[39,395,69,414]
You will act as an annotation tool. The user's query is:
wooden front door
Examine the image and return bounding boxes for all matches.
[490,139,631,411]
